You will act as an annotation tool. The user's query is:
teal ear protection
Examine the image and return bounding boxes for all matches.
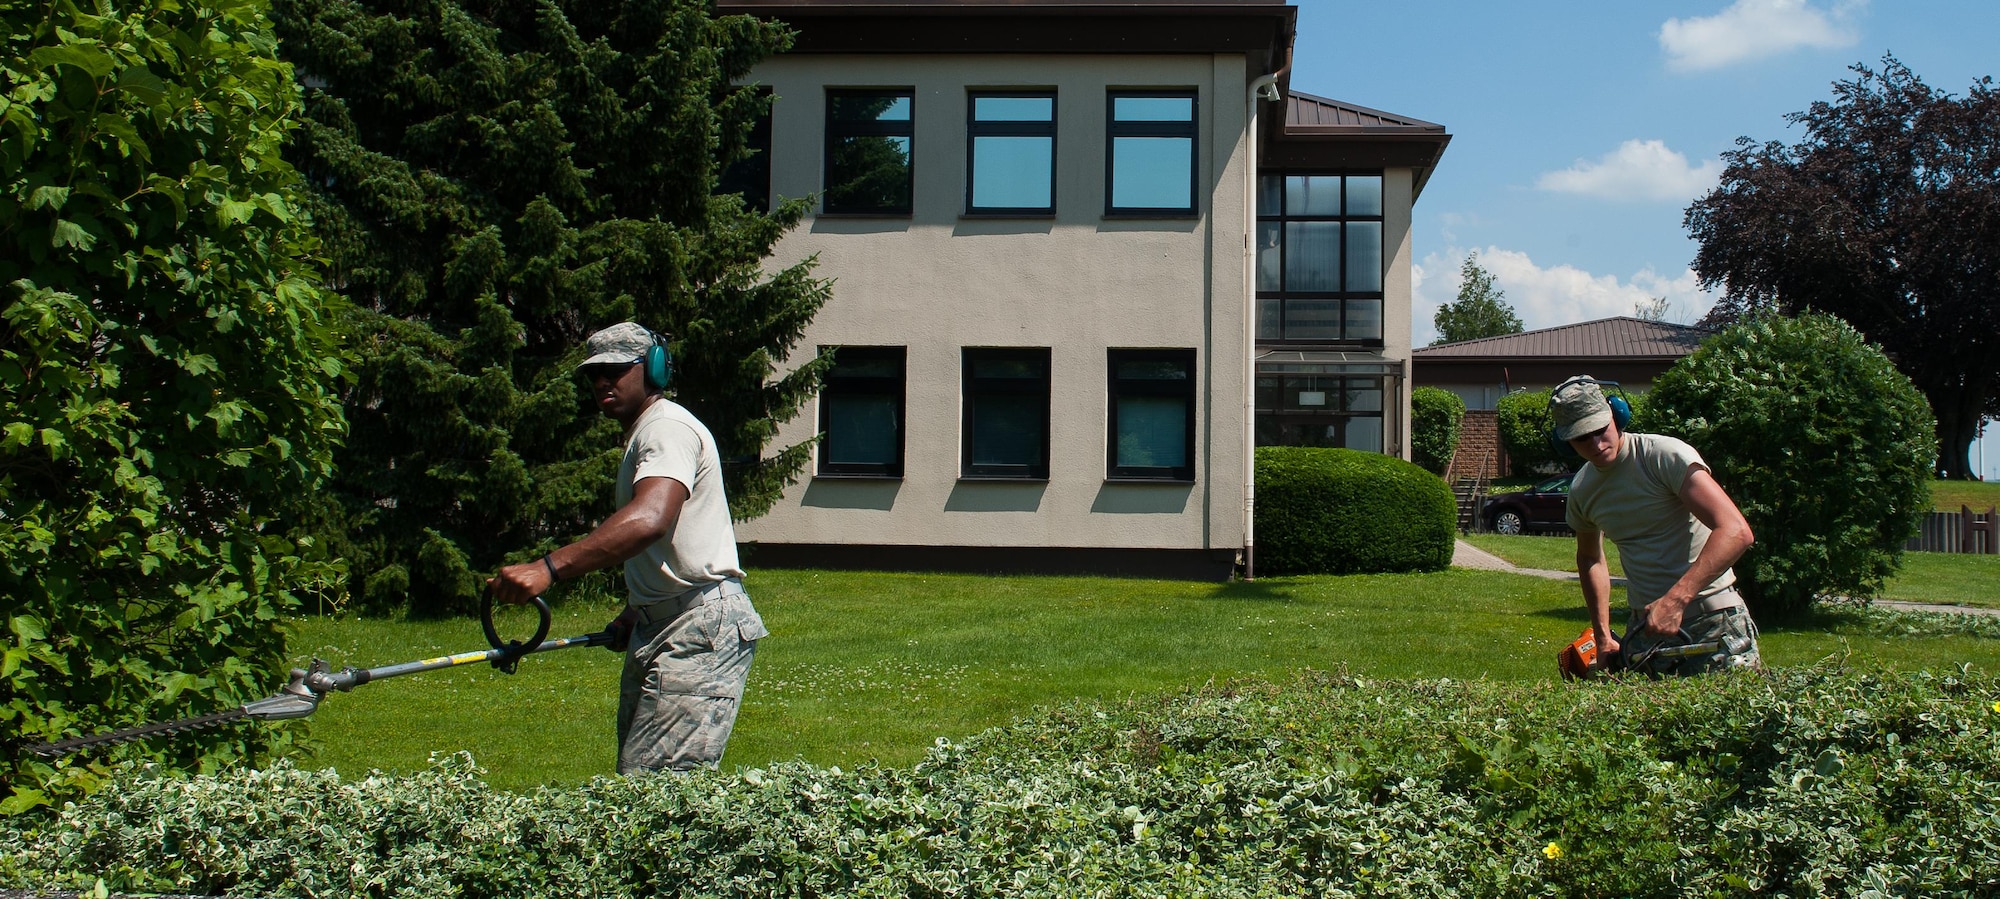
[643,331,672,391]
[1546,376,1631,459]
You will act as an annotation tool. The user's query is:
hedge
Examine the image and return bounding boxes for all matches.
[4,664,1997,898]
[1409,387,1466,475]
[1253,447,1456,576]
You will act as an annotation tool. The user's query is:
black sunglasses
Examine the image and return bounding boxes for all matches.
[579,362,637,382]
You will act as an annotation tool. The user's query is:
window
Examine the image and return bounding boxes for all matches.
[825,89,913,214]
[716,88,772,211]
[1254,373,1386,452]
[962,348,1051,479]
[1106,91,1197,215]
[818,347,905,477]
[1256,173,1385,343]
[967,91,1055,214]
[1108,349,1196,481]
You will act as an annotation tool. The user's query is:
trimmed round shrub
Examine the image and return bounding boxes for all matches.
[1410,387,1466,475]
[1641,313,1936,619]
[1254,447,1455,575]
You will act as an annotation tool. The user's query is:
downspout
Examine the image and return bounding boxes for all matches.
[1243,49,1290,581]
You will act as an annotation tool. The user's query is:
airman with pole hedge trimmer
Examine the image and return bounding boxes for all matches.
[488,322,768,773]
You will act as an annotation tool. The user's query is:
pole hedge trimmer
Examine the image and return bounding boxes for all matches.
[27,595,610,759]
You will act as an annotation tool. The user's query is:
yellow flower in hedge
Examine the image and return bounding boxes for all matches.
[1543,842,1563,860]
[1991,700,2000,714]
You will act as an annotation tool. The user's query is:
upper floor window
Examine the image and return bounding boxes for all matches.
[1108,349,1196,481]
[1256,173,1385,343]
[825,89,913,215]
[1106,90,1197,216]
[962,347,1051,480]
[967,91,1055,214]
[818,346,905,477]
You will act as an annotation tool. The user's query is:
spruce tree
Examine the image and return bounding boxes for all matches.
[272,0,831,614]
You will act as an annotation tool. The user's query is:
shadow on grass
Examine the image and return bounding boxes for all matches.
[1205,579,1302,603]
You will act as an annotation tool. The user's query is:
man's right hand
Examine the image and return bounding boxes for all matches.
[486,560,550,605]
[605,607,638,653]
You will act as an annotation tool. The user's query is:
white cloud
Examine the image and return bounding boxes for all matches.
[1414,246,1718,346]
[1659,0,1863,72]
[1536,140,1723,202]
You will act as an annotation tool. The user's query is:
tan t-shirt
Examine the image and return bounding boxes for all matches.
[1566,432,1735,609]
[615,399,744,604]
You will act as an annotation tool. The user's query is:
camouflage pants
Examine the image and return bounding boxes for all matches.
[1623,596,1761,677]
[616,585,767,773]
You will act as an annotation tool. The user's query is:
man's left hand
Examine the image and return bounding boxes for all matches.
[487,561,551,605]
[1641,592,1691,637]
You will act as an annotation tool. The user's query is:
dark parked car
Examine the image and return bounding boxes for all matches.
[1482,472,1576,535]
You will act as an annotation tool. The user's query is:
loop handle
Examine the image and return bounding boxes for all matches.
[482,589,552,674]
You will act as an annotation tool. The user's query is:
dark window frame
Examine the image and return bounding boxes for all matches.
[961,347,1052,480]
[1256,171,1386,346]
[966,90,1057,216]
[1107,348,1197,481]
[817,346,906,478]
[824,88,915,216]
[1105,89,1199,217]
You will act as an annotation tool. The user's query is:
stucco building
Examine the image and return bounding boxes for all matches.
[723,0,1449,578]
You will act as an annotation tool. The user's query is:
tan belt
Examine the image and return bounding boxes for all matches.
[629,578,745,629]
[1638,587,1744,620]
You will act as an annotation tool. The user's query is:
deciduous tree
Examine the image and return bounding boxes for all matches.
[272,0,833,614]
[1431,252,1522,346]
[2,0,347,809]
[1686,56,2000,479]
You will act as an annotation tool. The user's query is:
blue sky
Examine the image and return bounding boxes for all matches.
[1289,0,2000,478]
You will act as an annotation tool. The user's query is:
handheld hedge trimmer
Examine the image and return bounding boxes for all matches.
[1558,628,1731,680]
[26,595,611,759]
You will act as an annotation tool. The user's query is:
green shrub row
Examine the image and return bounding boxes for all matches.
[7,664,1996,898]
[1254,447,1455,576]
[1409,386,1465,475]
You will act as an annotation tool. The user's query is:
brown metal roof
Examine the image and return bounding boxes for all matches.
[1284,91,1446,133]
[1412,317,1710,361]
[1263,91,1451,196]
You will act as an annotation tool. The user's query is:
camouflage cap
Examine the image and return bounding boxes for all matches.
[578,322,656,369]
[1551,376,1613,441]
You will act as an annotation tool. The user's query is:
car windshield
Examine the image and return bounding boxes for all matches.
[1537,473,1574,494]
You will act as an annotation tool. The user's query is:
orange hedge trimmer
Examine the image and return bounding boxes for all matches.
[1557,628,1725,680]
[27,595,610,759]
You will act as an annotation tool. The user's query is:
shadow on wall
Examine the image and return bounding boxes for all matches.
[944,481,1045,512]
[1090,482,1192,514]
[801,478,901,511]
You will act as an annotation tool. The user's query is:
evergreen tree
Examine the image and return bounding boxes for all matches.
[1431,252,1523,345]
[272,0,832,614]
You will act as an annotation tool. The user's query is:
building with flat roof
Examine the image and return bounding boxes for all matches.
[723,0,1450,577]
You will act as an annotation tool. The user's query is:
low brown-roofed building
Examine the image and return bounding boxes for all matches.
[1414,317,1710,478]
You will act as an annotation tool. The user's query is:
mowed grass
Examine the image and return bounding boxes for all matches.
[285,566,2000,789]
[1464,532,2000,609]
[1932,478,2000,512]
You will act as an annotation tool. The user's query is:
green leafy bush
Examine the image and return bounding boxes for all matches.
[1409,387,1465,475]
[1,0,346,812]
[5,666,1997,898]
[1254,447,1455,575]
[1495,387,1561,475]
[1641,313,1936,619]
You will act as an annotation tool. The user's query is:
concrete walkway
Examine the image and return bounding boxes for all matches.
[1453,538,1999,618]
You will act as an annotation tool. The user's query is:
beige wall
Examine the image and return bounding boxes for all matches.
[735,53,1416,554]
[738,53,1250,552]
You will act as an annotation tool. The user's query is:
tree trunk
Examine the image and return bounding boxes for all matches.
[1924,381,1987,480]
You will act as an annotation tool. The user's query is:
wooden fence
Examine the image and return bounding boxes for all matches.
[1905,506,2000,554]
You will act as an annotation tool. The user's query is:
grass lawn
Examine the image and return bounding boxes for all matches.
[1932,478,2000,512]
[1463,532,1999,609]
[285,566,2000,790]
